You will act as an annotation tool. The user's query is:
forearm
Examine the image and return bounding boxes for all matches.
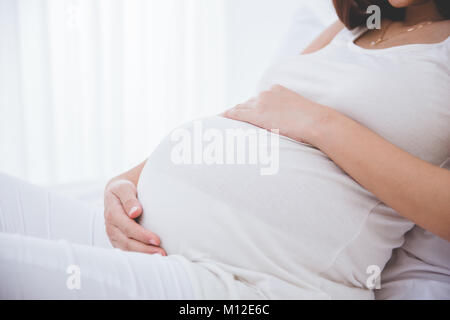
[311,112,450,240]
[106,160,147,189]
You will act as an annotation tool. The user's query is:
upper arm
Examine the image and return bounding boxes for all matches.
[301,20,345,55]
[108,160,147,189]
[129,160,147,186]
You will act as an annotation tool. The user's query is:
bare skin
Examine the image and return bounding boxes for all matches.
[104,0,450,254]
[355,0,450,49]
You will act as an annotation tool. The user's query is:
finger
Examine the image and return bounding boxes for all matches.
[235,101,254,110]
[110,182,143,218]
[126,238,167,256]
[127,203,143,219]
[270,84,285,92]
[225,104,246,116]
[225,106,250,121]
[112,209,162,246]
[104,189,122,207]
[109,225,166,256]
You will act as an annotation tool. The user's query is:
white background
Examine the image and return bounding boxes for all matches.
[0,0,332,186]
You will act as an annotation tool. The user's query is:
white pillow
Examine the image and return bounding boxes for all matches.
[376,227,450,300]
[272,0,336,61]
[275,5,450,300]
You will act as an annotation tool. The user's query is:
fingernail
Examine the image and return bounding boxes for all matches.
[129,206,139,216]
[149,238,158,246]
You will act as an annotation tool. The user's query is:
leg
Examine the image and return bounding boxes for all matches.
[0,173,110,248]
[0,232,195,299]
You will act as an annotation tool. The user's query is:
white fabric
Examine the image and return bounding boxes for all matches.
[0,0,226,186]
[0,173,195,299]
[273,0,336,61]
[0,0,325,187]
[274,10,450,300]
[137,28,450,299]
[376,227,450,300]
[222,0,335,109]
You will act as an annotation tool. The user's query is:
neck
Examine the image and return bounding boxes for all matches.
[403,0,443,25]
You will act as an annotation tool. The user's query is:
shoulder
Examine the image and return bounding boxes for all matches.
[421,20,450,44]
[301,20,346,55]
[433,19,450,38]
[433,19,450,31]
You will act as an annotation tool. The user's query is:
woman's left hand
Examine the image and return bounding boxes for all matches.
[223,85,335,145]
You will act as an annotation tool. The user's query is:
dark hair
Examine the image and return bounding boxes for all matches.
[333,0,450,29]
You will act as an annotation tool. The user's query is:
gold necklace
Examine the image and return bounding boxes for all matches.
[370,20,434,46]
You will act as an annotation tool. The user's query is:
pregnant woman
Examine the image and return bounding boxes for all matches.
[1,0,449,299]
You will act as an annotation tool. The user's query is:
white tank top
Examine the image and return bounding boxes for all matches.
[257,26,450,166]
[137,27,450,299]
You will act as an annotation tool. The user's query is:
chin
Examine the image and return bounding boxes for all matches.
[388,0,430,8]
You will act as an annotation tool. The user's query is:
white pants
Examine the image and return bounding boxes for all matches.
[0,173,195,300]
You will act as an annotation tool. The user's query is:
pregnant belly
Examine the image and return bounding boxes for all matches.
[137,116,380,279]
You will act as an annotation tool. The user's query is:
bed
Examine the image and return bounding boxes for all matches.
[52,0,449,300]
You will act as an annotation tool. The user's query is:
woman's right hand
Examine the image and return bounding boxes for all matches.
[104,179,166,256]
